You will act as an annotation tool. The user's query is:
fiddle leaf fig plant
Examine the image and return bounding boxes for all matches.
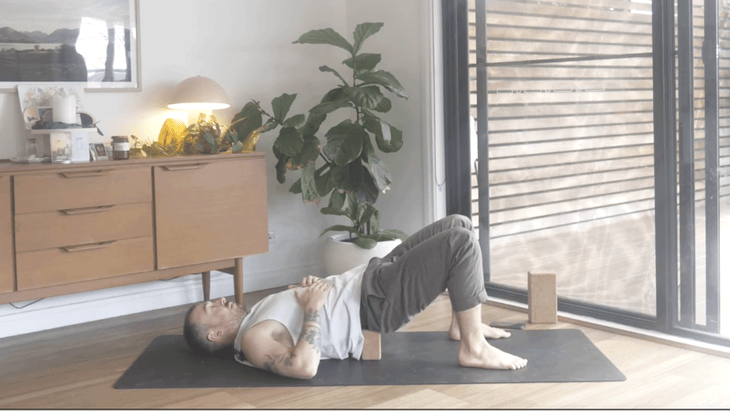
[227,22,409,249]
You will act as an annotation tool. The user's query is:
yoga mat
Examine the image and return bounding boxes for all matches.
[114,329,625,388]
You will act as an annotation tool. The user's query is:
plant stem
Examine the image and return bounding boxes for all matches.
[251,99,274,119]
[319,152,332,165]
[352,59,361,123]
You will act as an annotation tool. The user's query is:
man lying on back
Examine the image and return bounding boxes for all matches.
[183,215,527,379]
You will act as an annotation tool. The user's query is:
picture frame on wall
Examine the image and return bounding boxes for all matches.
[0,0,141,92]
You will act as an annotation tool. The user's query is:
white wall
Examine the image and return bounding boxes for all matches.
[0,0,437,338]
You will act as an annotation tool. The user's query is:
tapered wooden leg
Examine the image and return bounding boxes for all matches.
[201,271,211,301]
[234,257,244,306]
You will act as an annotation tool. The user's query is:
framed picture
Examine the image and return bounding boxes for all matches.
[0,0,141,92]
[89,143,109,161]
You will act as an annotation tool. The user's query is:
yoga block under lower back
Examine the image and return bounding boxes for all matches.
[528,272,557,324]
[361,330,381,360]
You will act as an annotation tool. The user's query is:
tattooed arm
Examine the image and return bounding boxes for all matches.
[241,281,332,380]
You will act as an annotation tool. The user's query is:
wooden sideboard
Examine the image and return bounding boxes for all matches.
[0,152,268,306]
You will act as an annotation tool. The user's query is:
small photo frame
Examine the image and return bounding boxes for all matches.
[37,107,53,123]
[89,143,109,161]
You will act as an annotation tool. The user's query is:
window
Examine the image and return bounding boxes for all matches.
[444,0,730,345]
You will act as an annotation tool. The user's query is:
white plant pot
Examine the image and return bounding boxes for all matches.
[323,234,402,276]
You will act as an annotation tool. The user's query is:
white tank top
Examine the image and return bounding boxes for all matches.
[234,264,367,365]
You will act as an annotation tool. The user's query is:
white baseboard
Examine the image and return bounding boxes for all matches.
[0,263,325,339]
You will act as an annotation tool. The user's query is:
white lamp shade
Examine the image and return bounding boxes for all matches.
[168,76,230,110]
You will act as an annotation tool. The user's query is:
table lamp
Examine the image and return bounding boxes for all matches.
[168,75,230,125]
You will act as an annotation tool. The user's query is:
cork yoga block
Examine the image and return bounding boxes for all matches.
[528,272,558,324]
[361,329,382,360]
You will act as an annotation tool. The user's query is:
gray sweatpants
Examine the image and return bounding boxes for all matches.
[359,214,488,333]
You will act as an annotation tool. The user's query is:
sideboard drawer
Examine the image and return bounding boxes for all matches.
[16,236,154,290]
[154,158,268,269]
[15,202,153,252]
[14,167,152,214]
[0,176,13,293]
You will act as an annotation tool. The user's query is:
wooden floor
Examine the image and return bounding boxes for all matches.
[2,288,730,409]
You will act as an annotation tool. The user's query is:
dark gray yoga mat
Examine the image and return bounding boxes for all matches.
[114,329,625,388]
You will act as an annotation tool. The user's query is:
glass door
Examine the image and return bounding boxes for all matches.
[670,0,728,338]
[444,0,730,343]
[473,0,657,325]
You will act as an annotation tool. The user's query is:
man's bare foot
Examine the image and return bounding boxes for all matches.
[449,321,511,340]
[458,341,527,370]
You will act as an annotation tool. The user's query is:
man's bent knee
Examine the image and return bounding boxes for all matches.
[449,226,478,248]
[442,214,474,232]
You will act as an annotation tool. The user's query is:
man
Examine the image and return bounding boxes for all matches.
[183,215,528,379]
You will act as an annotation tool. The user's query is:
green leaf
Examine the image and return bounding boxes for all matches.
[275,155,288,184]
[379,229,410,242]
[347,193,358,218]
[359,203,376,228]
[300,162,319,203]
[289,135,320,169]
[321,87,347,102]
[231,141,244,153]
[357,70,408,99]
[283,114,306,128]
[320,224,358,237]
[330,165,356,192]
[352,23,384,55]
[342,53,381,73]
[374,96,392,113]
[230,102,263,141]
[300,112,327,135]
[231,102,261,125]
[363,114,403,153]
[361,130,376,157]
[363,149,392,193]
[323,120,365,166]
[271,93,297,123]
[370,208,380,233]
[272,143,284,159]
[320,207,349,216]
[344,86,384,110]
[319,65,349,86]
[225,129,238,144]
[353,237,377,250]
[203,132,217,152]
[316,177,333,198]
[314,164,334,197]
[355,202,366,222]
[311,88,351,115]
[309,99,352,116]
[274,127,304,157]
[351,170,380,204]
[289,178,302,194]
[294,28,353,54]
[369,233,396,241]
[328,189,346,210]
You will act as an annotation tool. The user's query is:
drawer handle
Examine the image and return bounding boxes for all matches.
[60,205,117,215]
[59,169,113,178]
[162,163,208,171]
[61,241,116,253]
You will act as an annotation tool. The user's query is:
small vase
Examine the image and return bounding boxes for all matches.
[241,129,261,152]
